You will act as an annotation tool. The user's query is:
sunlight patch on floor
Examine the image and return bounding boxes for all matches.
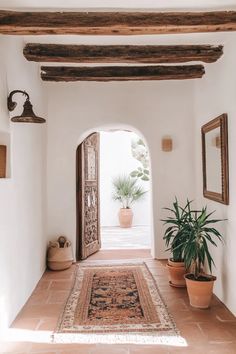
[1,328,52,343]
[1,328,188,347]
[52,332,188,346]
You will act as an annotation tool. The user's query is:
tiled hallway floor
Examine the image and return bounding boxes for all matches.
[1,250,236,354]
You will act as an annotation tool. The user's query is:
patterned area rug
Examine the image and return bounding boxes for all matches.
[53,262,184,345]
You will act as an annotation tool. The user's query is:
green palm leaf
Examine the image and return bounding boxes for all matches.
[112,175,146,209]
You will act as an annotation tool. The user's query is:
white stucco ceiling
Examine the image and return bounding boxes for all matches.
[0,0,236,10]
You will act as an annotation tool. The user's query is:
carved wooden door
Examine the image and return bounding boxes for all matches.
[76,133,101,260]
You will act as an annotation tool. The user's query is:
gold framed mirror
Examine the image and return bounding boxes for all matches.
[201,113,229,205]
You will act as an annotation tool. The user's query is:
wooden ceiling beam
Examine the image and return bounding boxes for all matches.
[0,10,236,35]
[40,65,205,82]
[24,44,223,64]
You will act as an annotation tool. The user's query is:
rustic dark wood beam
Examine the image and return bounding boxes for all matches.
[24,44,223,64]
[40,65,205,82]
[1,10,236,35]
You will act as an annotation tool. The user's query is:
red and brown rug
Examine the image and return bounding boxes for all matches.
[53,262,183,345]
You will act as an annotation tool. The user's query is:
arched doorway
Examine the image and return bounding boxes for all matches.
[76,128,154,261]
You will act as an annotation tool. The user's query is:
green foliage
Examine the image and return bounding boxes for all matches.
[130,167,149,181]
[112,175,147,209]
[181,205,224,279]
[130,138,150,181]
[162,198,225,279]
[162,198,192,262]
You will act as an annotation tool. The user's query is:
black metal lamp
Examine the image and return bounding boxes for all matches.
[7,90,46,123]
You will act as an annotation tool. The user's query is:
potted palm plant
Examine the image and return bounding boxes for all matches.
[162,198,192,287]
[181,204,224,308]
[112,175,146,228]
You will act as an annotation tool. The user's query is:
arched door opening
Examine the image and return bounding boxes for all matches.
[100,130,151,251]
[76,129,153,261]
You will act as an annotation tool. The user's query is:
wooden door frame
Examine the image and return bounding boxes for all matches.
[76,143,82,261]
[76,133,101,261]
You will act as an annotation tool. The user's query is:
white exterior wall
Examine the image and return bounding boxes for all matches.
[0,37,47,330]
[46,80,196,260]
[100,131,151,227]
[193,32,236,316]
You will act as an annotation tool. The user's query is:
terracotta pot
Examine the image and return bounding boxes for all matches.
[118,208,133,228]
[185,273,216,309]
[166,259,186,287]
[168,259,185,268]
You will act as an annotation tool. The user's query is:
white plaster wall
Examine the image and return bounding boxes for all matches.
[0,1,235,330]
[193,32,236,316]
[46,80,195,260]
[100,131,151,227]
[0,37,47,330]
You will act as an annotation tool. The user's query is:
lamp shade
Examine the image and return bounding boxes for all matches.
[11,98,46,123]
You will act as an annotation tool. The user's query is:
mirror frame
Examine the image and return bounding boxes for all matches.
[201,113,229,205]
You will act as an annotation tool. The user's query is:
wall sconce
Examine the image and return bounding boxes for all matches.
[162,137,173,152]
[7,90,46,123]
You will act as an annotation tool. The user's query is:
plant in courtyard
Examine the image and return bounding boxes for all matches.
[130,138,150,181]
[112,175,146,209]
[113,175,147,228]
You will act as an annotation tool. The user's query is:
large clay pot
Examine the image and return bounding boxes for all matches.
[166,259,186,287]
[118,208,133,228]
[185,273,216,309]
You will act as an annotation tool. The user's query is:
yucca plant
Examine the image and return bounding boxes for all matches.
[112,175,146,209]
[162,198,192,262]
[180,205,224,280]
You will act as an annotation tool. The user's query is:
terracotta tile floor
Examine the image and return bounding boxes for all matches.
[1,250,236,354]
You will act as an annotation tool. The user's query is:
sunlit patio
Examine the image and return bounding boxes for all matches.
[101,226,151,249]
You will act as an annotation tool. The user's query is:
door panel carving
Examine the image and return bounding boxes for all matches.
[76,133,100,260]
